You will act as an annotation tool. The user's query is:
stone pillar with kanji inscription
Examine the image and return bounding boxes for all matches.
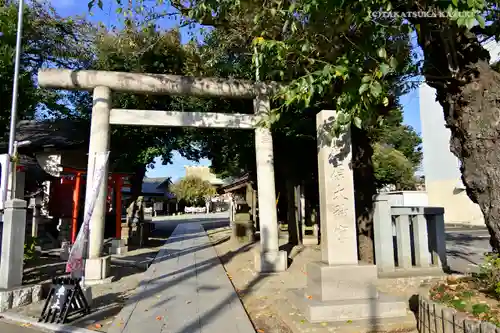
[288,110,409,324]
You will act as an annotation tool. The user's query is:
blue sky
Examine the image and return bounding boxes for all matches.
[46,0,422,181]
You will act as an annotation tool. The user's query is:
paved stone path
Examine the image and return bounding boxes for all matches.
[0,321,44,333]
[108,222,255,333]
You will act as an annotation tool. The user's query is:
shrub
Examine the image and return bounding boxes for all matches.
[477,252,500,298]
[24,236,38,263]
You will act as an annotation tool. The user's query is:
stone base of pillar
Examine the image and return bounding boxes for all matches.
[287,289,413,325]
[85,256,111,283]
[59,241,71,260]
[0,199,27,290]
[57,217,72,245]
[81,285,93,306]
[306,263,379,300]
[121,223,130,245]
[108,239,128,255]
[254,250,287,273]
[302,236,318,246]
[291,262,411,323]
[231,221,255,243]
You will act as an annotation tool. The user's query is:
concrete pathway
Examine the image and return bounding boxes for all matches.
[108,221,255,333]
[151,212,230,237]
[0,321,45,333]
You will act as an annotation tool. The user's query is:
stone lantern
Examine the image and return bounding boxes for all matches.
[232,195,255,243]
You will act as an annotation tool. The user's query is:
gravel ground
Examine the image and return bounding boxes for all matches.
[207,227,450,333]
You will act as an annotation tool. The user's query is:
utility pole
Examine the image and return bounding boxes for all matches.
[2,0,25,204]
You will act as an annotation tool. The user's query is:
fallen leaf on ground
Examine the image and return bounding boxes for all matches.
[346,320,352,324]
[300,320,306,324]
[94,323,102,329]
[306,295,313,299]
[21,323,32,327]
[257,330,264,333]
[321,322,328,326]
[156,316,163,320]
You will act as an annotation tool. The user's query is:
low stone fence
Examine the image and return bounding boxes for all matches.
[374,194,448,277]
[184,206,207,214]
[0,284,43,312]
[418,291,498,333]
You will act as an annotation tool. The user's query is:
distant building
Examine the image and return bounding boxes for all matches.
[184,165,224,188]
[138,177,172,198]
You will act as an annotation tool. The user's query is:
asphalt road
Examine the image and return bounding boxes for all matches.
[445,227,491,274]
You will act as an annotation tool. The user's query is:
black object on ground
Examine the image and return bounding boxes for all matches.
[38,277,90,324]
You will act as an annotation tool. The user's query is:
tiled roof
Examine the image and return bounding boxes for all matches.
[123,177,173,196]
[0,119,89,153]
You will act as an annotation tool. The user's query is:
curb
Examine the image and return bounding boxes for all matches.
[0,312,96,333]
[445,224,487,230]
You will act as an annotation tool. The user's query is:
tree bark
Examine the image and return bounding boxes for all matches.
[410,16,500,251]
[128,164,146,206]
[286,179,301,246]
[351,125,378,263]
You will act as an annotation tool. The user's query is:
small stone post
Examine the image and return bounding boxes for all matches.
[253,95,287,272]
[427,209,448,269]
[84,86,112,282]
[373,194,395,273]
[0,199,27,289]
[31,204,41,238]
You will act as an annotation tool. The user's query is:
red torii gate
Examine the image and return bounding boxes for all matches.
[60,167,132,244]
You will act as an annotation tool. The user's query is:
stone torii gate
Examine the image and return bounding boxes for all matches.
[37,69,288,282]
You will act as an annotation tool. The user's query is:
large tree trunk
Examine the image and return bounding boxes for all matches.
[128,164,146,206]
[351,126,378,263]
[410,15,500,251]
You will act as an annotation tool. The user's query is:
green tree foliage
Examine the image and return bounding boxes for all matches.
[64,25,206,199]
[372,144,416,190]
[192,16,421,187]
[92,27,202,171]
[83,0,426,258]
[0,0,88,138]
[133,0,500,251]
[371,108,422,189]
[170,175,216,206]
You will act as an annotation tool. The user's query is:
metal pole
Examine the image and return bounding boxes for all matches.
[3,0,25,204]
